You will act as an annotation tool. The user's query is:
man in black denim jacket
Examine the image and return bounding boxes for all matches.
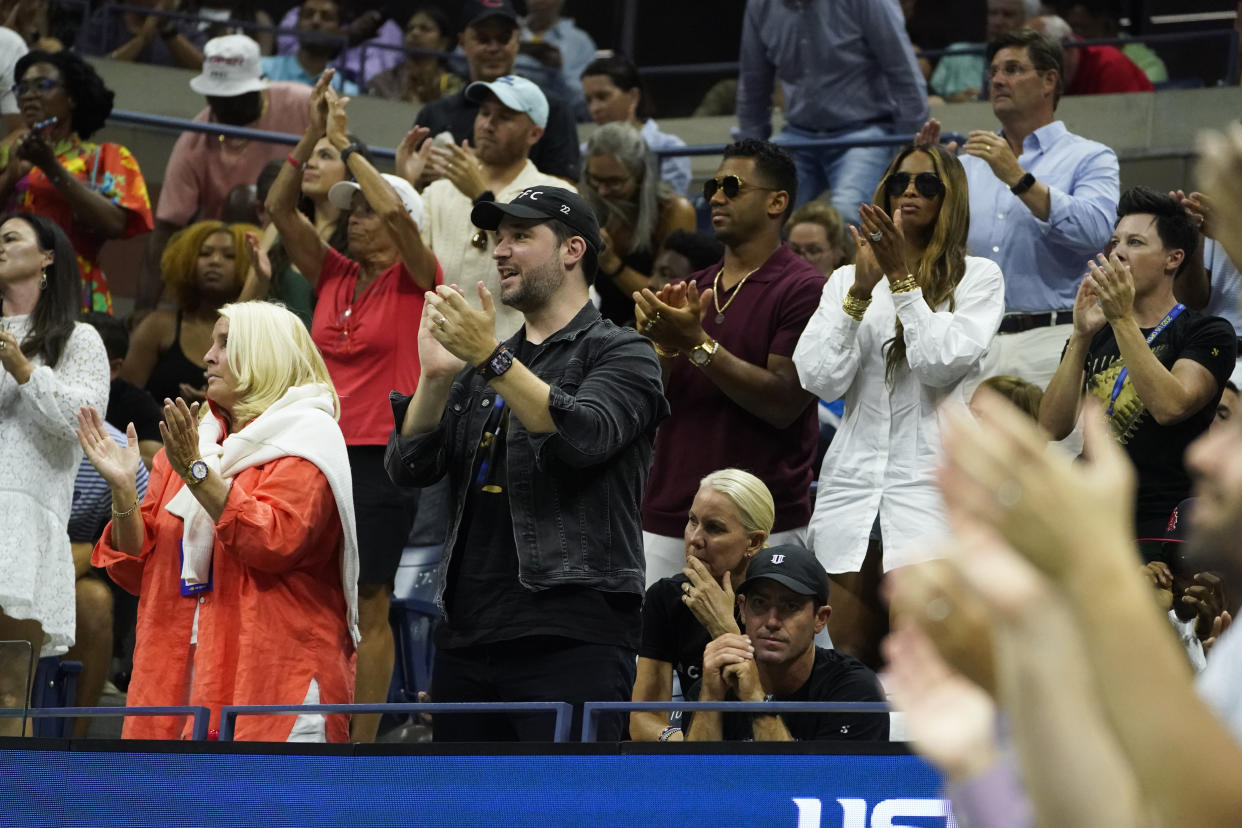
[385,186,668,741]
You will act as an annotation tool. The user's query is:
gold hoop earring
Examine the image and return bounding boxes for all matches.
[39,270,47,290]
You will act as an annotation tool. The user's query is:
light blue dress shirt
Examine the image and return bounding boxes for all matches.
[963,121,1119,313]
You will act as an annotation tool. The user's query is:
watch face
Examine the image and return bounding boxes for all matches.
[689,347,709,366]
[490,349,514,376]
[189,460,209,482]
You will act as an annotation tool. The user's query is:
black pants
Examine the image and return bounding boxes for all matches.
[431,636,636,743]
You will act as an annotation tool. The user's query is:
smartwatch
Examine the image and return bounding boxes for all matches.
[477,343,514,381]
[339,143,362,166]
[184,459,209,487]
[1010,172,1036,195]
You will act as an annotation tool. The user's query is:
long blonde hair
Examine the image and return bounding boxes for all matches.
[217,301,339,426]
[875,144,970,384]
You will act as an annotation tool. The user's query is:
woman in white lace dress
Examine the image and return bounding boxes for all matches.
[0,212,109,732]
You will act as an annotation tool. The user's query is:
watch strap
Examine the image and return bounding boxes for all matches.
[1010,172,1036,195]
[476,342,514,381]
[339,142,361,166]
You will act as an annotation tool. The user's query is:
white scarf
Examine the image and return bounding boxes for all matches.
[164,384,361,645]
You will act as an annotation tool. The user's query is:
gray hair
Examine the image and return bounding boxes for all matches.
[580,122,665,256]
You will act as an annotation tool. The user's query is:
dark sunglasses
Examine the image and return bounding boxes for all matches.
[884,171,945,200]
[702,174,776,200]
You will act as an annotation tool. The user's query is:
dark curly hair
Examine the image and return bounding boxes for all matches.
[721,139,799,221]
[16,50,115,139]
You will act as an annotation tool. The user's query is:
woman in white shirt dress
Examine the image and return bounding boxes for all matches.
[0,213,109,733]
[793,144,1004,663]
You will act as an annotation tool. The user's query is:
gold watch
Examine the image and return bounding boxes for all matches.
[688,338,719,368]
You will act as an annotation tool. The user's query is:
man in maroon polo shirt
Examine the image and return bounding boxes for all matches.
[635,139,825,586]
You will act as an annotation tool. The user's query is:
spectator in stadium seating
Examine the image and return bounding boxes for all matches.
[0,214,109,736]
[367,7,464,106]
[929,0,1038,102]
[1218,380,1239,425]
[65,418,148,739]
[631,469,773,742]
[387,187,667,743]
[580,123,696,325]
[637,140,823,588]
[1064,0,1168,84]
[519,0,595,117]
[136,35,311,311]
[6,0,61,53]
[260,0,357,95]
[82,312,162,469]
[684,545,888,742]
[970,373,1044,422]
[87,301,359,743]
[122,220,254,408]
[405,74,568,340]
[650,229,725,292]
[267,76,438,743]
[581,56,691,196]
[1029,15,1154,96]
[242,122,374,329]
[918,28,1118,419]
[1171,188,1242,381]
[189,1,276,56]
[1040,187,1235,557]
[793,143,1004,665]
[413,0,580,184]
[75,0,204,70]
[0,23,26,136]
[0,50,153,314]
[787,201,852,276]
[276,5,402,86]
[737,0,929,218]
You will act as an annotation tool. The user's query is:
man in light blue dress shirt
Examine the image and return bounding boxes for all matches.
[737,0,929,221]
[923,27,1119,402]
[263,0,361,95]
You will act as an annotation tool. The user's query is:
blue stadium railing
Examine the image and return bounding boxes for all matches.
[0,705,212,740]
[580,700,892,742]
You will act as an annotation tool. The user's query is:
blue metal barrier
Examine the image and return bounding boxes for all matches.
[0,705,211,740]
[653,132,968,160]
[219,701,574,742]
[580,700,892,742]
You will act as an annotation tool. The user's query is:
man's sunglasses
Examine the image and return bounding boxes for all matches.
[884,172,945,200]
[702,175,776,200]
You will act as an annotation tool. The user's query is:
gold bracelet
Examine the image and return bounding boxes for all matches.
[652,343,677,359]
[842,294,871,321]
[890,274,920,294]
[111,500,139,519]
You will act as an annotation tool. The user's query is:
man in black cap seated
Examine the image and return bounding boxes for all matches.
[386,186,668,742]
[684,545,889,742]
[414,0,580,182]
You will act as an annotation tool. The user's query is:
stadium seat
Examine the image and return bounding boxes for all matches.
[31,658,82,738]
[388,544,444,705]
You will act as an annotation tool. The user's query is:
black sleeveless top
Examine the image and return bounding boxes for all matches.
[145,311,207,405]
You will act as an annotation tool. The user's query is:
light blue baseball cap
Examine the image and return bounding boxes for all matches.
[464,75,549,128]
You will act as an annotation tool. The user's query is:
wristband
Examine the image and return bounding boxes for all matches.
[286,154,302,169]
[889,274,919,294]
[1010,172,1036,195]
[657,726,681,742]
[111,500,139,518]
[339,142,362,166]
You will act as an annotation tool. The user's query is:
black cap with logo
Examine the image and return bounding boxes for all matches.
[460,0,518,30]
[470,186,603,255]
[737,545,830,607]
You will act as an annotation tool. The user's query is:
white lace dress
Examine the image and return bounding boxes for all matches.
[0,317,109,656]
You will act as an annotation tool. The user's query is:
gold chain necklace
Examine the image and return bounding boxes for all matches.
[712,263,761,324]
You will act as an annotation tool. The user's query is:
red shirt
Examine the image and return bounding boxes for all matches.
[1068,44,1154,95]
[94,451,354,742]
[642,245,826,536]
[312,247,442,445]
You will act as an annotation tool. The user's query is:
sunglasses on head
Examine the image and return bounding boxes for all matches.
[884,171,945,200]
[702,174,776,200]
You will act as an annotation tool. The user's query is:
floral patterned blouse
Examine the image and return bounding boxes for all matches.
[0,137,154,313]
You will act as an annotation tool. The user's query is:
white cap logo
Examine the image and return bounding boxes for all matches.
[770,554,786,565]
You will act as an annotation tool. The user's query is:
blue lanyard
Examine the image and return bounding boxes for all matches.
[1106,303,1185,417]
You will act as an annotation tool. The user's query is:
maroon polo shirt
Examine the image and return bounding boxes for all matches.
[642,244,826,537]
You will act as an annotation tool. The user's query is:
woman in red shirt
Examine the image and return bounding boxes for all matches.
[81,301,359,742]
[262,71,440,742]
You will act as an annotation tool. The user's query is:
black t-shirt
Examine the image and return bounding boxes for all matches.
[640,574,739,693]
[437,338,642,651]
[682,647,889,742]
[1081,308,1236,531]
[107,377,162,443]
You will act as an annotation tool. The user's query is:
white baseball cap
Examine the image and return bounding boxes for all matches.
[328,173,425,230]
[464,75,549,128]
[189,35,269,97]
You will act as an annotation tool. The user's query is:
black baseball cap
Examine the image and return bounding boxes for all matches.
[460,0,518,30]
[471,186,603,255]
[738,545,830,607]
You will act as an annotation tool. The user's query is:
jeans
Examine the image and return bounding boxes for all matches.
[774,123,895,222]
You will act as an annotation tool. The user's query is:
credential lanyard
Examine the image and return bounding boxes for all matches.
[1106,303,1185,417]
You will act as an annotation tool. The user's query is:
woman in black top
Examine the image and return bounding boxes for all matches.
[631,468,774,741]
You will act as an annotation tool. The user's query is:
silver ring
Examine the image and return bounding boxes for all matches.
[996,480,1022,508]
[925,597,951,622]
[0,341,6,350]
[436,316,447,327]
[869,231,883,242]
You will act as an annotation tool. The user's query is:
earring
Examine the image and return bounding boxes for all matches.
[39,269,47,290]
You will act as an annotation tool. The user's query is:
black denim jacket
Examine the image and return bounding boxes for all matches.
[385,303,668,616]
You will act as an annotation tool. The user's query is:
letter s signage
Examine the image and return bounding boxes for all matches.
[792,797,957,828]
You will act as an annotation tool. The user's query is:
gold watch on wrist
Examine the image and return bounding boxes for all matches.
[183,459,209,487]
[688,337,719,368]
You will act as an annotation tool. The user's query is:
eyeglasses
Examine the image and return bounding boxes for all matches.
[883,171,945,200]
[586,173,631,192]
[702,175,776,201]
[12,77,60,96]
[989,61,1037,79]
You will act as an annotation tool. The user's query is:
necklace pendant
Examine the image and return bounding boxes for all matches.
[715,312,726,325]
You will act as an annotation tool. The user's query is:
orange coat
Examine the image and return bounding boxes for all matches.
[94,451,355,742]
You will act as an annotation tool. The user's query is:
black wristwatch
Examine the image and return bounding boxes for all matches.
[339,142,362,166]
[476,343,514,381]
[1010,172,1036,195]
